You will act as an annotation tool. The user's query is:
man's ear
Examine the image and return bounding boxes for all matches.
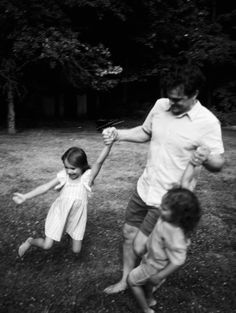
[193,90,199,99]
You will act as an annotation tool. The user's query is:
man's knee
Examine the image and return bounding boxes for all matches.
[122,223,138,244]
[133,231,148,257]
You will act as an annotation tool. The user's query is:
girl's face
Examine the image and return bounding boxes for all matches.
[64,158,82,180]
[159,200,172,222]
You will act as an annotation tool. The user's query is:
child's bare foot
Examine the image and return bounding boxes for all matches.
[144,308,155,313]
[103,281,127,294]
[18,237,33,257]
[147,298,157,307]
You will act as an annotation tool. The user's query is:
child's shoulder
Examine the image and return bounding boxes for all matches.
[82,169,91,177]
[159,219,185,237]
[57,169,67,180]
[81,169,91,182]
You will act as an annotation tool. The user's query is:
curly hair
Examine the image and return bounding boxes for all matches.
[162,187,201,235]
[61,147,90,174]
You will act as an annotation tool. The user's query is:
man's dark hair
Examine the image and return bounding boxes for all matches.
[162,64,205,97]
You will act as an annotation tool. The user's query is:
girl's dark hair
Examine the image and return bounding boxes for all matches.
[61,147,90,174]
[163,187,201,234]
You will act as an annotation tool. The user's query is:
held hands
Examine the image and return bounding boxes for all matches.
[102,127,118,145]
[13,192,27,204]
[191,146,210,166]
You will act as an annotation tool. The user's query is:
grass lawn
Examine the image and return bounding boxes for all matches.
[0,124,235,313]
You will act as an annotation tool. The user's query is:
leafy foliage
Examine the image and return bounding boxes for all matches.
[0,0,122,97]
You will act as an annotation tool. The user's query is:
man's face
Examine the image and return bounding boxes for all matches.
[167,86,197,116]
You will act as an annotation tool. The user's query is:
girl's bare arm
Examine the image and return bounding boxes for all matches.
[88,144,113,187]
[181,162,196,189]
[13,177,59,204]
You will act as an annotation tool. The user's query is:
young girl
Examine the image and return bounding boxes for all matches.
[13,144,112,257]
[127,187,201,313]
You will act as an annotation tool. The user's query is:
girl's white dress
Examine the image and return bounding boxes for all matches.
[45,169,91,241]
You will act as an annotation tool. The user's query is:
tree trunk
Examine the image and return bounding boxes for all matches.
[7,84,16,134]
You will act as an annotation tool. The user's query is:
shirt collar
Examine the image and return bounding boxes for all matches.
[166,100,201,121]
[186,101,201,121]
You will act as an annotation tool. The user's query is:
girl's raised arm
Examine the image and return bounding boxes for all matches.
[13,177,59,204]
[88,144,113,187]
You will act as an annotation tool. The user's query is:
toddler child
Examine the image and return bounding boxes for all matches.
[127,145,210,313]
[13,144,112,257]
[127,187,201,313]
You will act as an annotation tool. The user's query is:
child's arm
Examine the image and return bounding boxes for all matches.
[13,177,59,204]
[181,146,210,189]
[181,162,196,189]
[149,262,181,285]
[88,143,113,187]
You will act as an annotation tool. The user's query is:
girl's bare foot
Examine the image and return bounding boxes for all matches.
[18,237,33,257]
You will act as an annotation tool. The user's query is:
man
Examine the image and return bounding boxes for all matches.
[102,65,225,294]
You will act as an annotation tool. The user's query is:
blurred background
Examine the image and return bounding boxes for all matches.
[0,0,235,133]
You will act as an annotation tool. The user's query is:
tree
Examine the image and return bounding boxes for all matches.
[73,0,235,110]
[0,0,122,133]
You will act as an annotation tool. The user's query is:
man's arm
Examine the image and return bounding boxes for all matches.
[203,153,225,172]
[102,126,150,145]
[192,150,225,172]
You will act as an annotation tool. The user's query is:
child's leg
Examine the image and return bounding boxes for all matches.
[72,239,82,254]
[18,236,54,257]
[30,236,54,250]
[128,275,155,313]
[145,283,157,307]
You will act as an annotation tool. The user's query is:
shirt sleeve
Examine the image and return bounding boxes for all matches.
[199,120,224,155]
[81,169,92,192]
[54,170,67,190]
[163,225,188,266]
[142,98,169,135]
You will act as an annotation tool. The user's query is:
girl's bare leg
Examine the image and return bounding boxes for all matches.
[18,236,54,257]
[72,239,82,254]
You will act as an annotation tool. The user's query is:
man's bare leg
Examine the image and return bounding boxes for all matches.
[104,224,138,294]
[104,226,148,294]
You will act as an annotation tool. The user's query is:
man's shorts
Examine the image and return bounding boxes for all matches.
[125,188,160,236]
